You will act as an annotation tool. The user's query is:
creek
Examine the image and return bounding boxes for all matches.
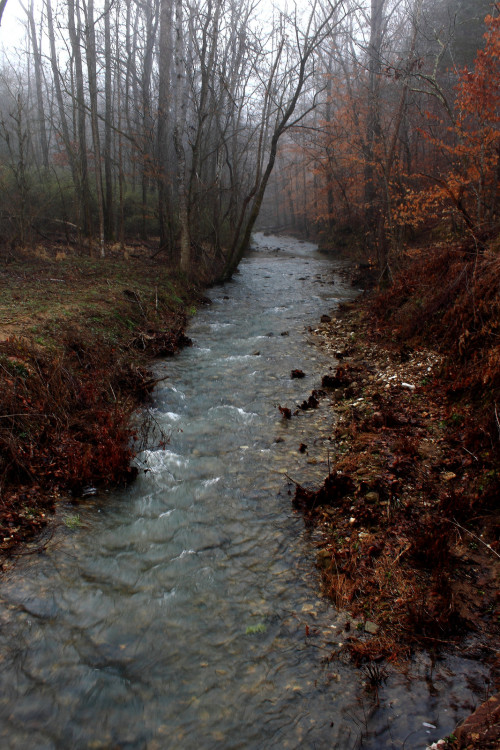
[0,235,490,749]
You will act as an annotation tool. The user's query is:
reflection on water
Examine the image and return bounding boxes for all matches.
[0,235,490,749]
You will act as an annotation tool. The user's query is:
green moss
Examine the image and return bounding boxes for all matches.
[245,623,266,635]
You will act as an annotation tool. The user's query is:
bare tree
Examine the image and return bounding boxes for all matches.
[172,0,190,271]
[222,0,347,278]
[83,0,106,257]
[157,0,174,256]
[22,0,49,168]
[103,0,113,239]
[67,0,93,239]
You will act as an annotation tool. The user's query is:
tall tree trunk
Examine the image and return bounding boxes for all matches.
[84,0,106,257]
[104,0,113,240]
[157,0,174,257]
[25,0,49,168]
[364,0,385,244]
[116,0,125,249]
[46,0,83,244]
[140,0,158,240]
[187,0,220,226]
[172,0,190,272]
[376,0,422,281]
[68,0,92,239]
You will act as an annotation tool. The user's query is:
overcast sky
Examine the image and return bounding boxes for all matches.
[1,0,28,51]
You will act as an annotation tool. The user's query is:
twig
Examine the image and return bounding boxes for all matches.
[415,634,460,644]
[0,413,48,419]
[7,527,55,556]
[448,518,500,559]
[141,374,170,390]
[463,446,479,461]
[393,542,411,564]
[495,403,500,441]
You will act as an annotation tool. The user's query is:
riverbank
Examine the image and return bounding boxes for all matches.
[0,243,202,562]
[292,237,500,747]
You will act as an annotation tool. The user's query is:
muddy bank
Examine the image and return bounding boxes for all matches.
[0,245,202,561]
[289,246,500,746]
[299,299,499,652]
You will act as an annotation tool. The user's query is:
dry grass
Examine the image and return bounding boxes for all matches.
[0,243,201,557]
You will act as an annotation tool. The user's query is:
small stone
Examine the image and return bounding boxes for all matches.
[364,621,379,635]
[317,549,331,568]
[365,491,379,504]
[252,350,260,356]
[442,471,456,481]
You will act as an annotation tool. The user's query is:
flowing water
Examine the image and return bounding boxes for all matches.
[0,235,491,749]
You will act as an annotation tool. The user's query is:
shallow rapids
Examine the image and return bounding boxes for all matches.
[0,235,490,749]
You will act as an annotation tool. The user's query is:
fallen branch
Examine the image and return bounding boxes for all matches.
[448,518,500,559]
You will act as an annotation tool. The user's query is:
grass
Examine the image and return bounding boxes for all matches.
[0,242,202,559]
[63,514,81,530]
[0,245,198,351]
[245,623,266,635]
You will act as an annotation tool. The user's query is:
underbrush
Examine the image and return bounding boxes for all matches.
[0,247,199,556]
[291,235,500,667]
[371,233,500,410]
[0,336,147,494]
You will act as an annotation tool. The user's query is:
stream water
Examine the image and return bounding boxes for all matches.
[0,235,491,749]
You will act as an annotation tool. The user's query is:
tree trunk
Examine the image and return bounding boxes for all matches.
[84,0,106,257]
[116,0,125,249]
[140,0,158,240]
[67,0,92,240]
[157,0,174,257]
[25,0,49,168]
[172,0,190,273]
[364,0,385,243]
[46,0,83,243]
[104,0,113,240]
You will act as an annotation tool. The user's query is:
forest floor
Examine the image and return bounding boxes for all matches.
[0,241,203,562]
[292,238,500,749]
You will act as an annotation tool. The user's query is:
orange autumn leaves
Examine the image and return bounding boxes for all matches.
[283,9,499,243]
[396,13,499,233]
